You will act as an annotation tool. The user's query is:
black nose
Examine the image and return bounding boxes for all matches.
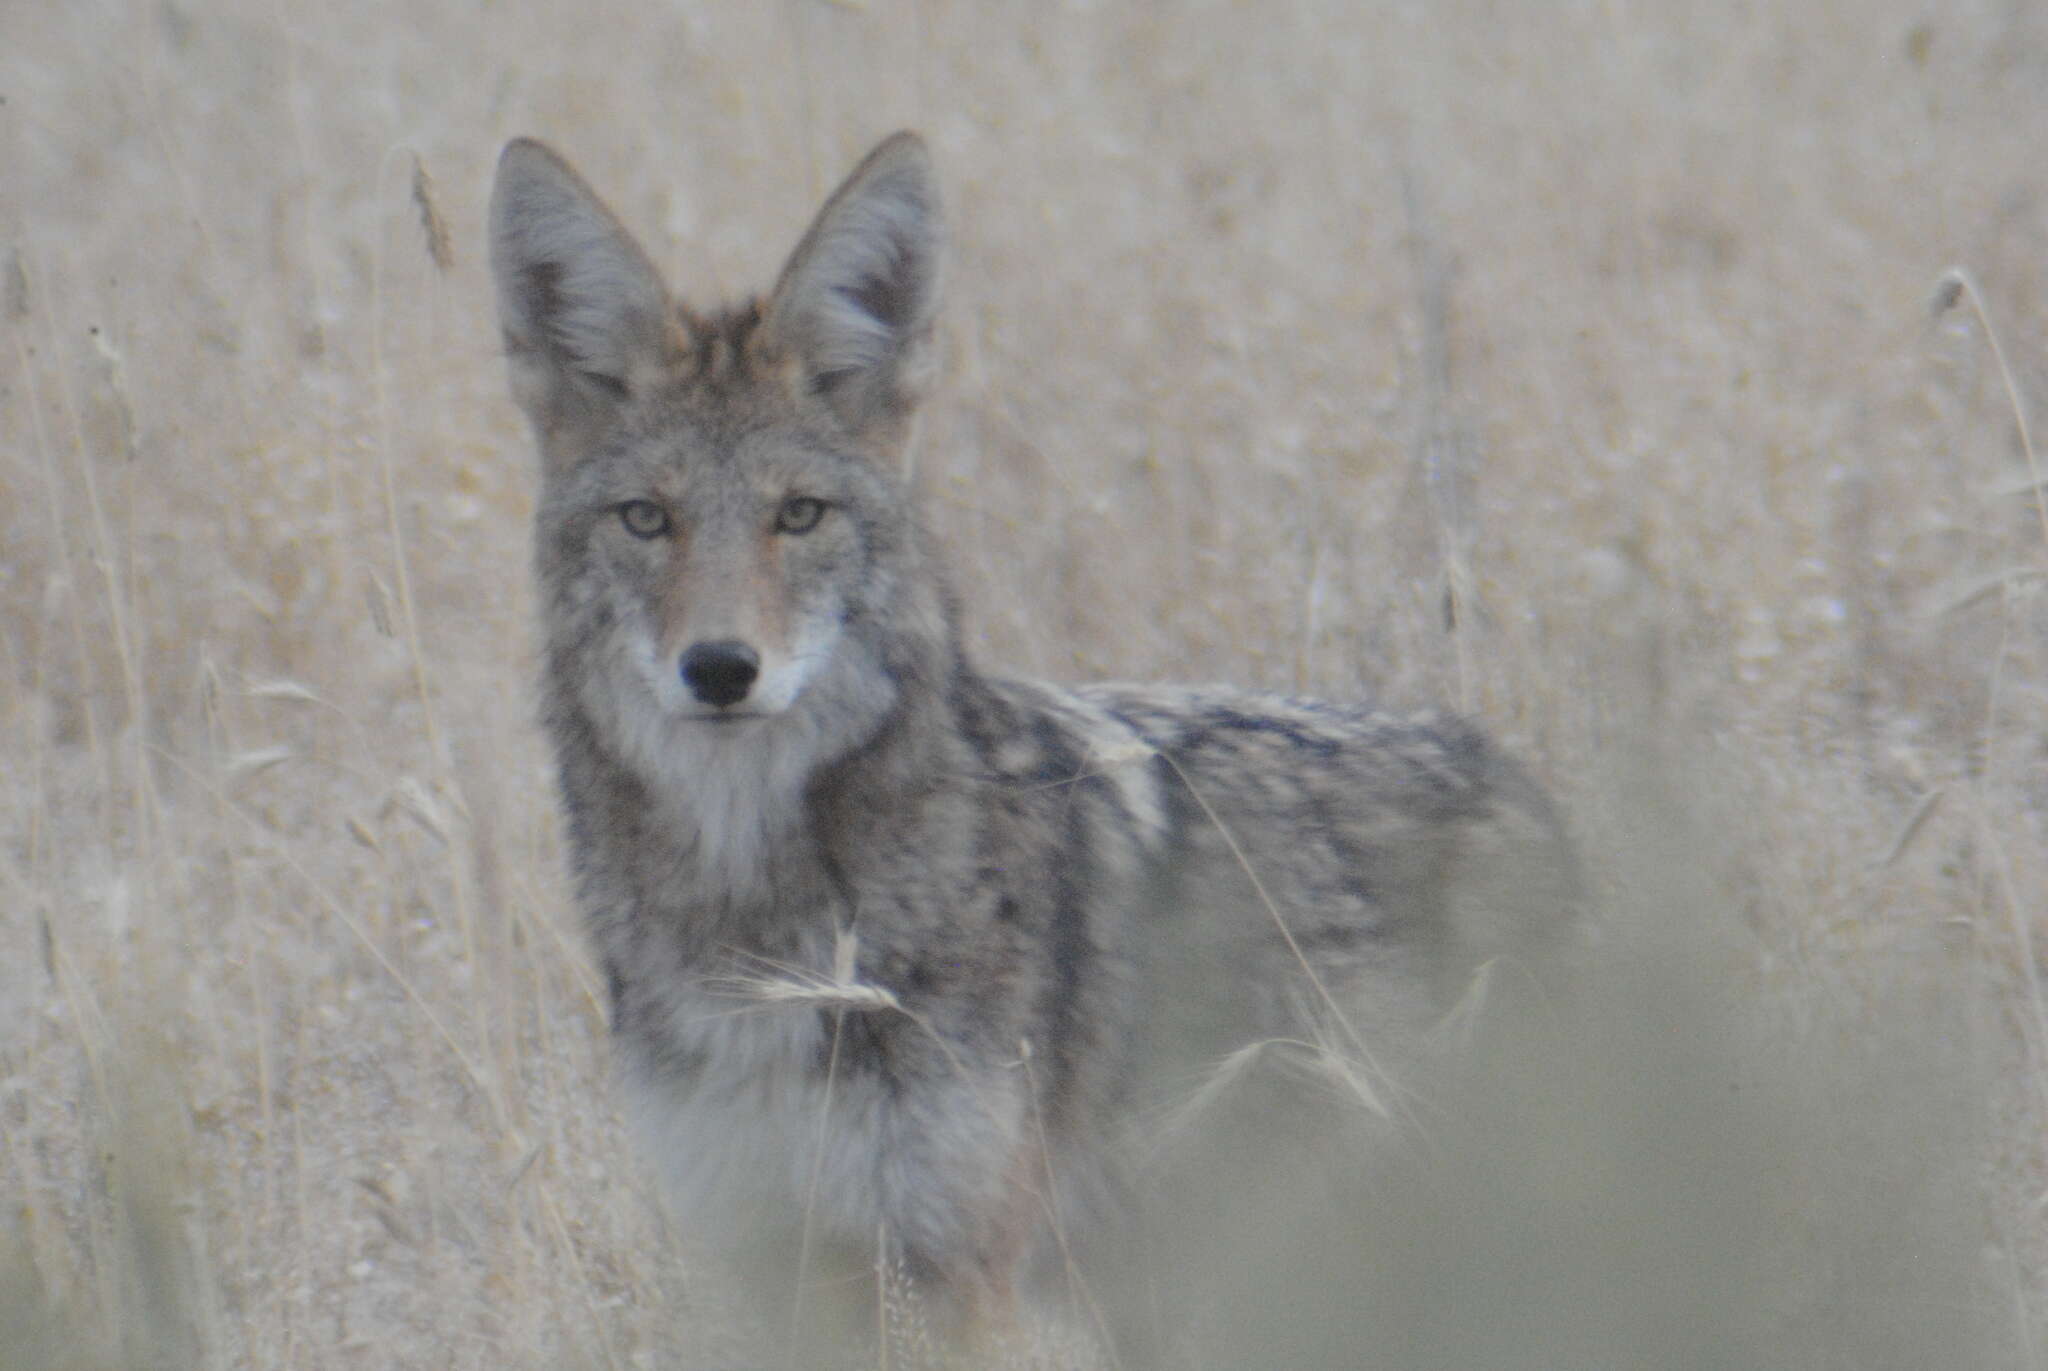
[680,639,760,708]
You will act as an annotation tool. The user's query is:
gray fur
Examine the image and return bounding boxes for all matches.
[488,131,1576,1358]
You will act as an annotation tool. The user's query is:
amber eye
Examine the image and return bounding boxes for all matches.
[618,500,670,538]
[774,496,828,535]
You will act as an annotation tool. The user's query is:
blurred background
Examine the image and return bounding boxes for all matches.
[4,2,2046,1366]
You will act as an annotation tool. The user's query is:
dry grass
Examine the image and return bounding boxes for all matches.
[4,1,2047,1366]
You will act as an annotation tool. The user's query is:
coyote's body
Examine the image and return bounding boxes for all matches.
[489,132,1573,1349]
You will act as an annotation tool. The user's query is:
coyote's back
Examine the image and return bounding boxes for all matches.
[489,131,1576,1361]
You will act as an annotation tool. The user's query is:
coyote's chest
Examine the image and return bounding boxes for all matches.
[624,971,899,1238]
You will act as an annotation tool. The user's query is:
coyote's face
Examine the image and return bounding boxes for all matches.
[533,381,910,743]
[490,136,947,808]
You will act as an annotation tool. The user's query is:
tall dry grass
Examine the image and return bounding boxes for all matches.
[4,1,2046,1366]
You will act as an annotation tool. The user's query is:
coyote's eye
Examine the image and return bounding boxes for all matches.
[618,500,671,539]
[774,496,828,535]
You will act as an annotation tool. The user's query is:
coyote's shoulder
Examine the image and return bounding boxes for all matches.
[489,130,1575,1357]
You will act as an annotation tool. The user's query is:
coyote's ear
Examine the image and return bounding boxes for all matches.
[764,132,942,448]
[489,139,677,443]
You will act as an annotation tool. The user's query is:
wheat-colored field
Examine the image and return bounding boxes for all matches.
[5,2,2046,1366]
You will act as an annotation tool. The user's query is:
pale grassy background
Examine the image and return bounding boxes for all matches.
[4,1,2047,1366]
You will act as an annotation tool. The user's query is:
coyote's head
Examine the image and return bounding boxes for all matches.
[490,134,952,794]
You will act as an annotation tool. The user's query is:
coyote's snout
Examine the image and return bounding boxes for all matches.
[490,130,1576,1361]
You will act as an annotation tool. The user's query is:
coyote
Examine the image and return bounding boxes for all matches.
[488,131,1574,1354]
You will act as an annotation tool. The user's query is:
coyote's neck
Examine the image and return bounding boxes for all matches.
[557,648,966,923]
[660,722,819,904]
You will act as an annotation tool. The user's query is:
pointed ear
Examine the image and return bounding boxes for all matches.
[489,138,677,444]
[764,132,943,446]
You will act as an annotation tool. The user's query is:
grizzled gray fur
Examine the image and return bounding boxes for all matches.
[488,130,1576,1359]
